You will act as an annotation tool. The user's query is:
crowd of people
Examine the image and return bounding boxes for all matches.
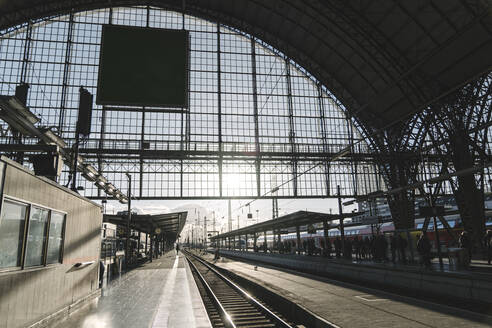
[254,233,408,263]
[248,228,492,268]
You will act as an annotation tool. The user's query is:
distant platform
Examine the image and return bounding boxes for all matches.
[51,252,211,328]
[205,251,492,328]
[215,249,492,305]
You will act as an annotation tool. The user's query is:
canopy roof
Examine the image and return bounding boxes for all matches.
[104,211,187,239]
[210,210,359,240]
[0,0,490,131]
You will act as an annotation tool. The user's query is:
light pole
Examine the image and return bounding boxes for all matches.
[204,216,207,249]
[213,211,216,233]
[125,172,132,269]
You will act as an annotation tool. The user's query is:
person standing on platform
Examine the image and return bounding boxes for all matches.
[417,233,431,269]
[374,235,383,262]
[390,235,397,264]
[334,237,341,259]
[363,236,370,260]
[99,260,105,288]
[353,236,361,261]
[459,231,472,263]
[370,236,377,261]
[176,242,180,255]
[484,230,492,265]
[326,239,332,258]
[344,238,352,260]
[381,234,388,262]
[397,234,408,264]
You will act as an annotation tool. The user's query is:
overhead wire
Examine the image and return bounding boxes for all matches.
[228,75,481,215]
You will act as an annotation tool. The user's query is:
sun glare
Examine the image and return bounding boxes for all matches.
[223,174,245,189]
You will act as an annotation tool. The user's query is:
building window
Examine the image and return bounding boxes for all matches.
[46,211,65,264]
[0,198,66,270]
[0,200,27,268]
[25,207,49,267]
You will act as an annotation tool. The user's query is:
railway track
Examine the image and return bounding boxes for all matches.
[184,250,297,328]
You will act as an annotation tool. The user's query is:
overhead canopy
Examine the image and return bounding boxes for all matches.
[0,1,490,131]
[210,210,359,240]
[104,211,187,239]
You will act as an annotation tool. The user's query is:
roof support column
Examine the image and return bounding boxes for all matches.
[337,185,345,256]
[161,234,164,255]
[19,21,32,85]
[253,232,257,251]
[137,231,141,257]
[380,154,418,230]
[277,230,281,253]
[296,226,301,255]
[346,117,357,196]
[263,231,267,253]
[217,23,223,198]
[58,12,74,132]
[323,220,330,258]
[317,83,331,196]
[145,233,148,260]
[251,36,261,197]
[285,58,297,197]
[140,109,145,198]
[149,233,153,262]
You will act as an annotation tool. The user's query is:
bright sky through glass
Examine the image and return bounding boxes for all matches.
[0,6,381,219]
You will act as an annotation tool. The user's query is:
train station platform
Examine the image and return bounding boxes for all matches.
[51,252,211,328]
[205,251,492,328]
[215,249,492,306]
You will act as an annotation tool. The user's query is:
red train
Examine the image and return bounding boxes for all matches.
[248,216,492,255]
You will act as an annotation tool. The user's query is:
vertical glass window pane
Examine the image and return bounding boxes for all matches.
[25,207,49,267]
[46,212,65,264]
[0,200,27,268]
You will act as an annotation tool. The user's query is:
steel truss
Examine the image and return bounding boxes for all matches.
[0,6,380,200]
[0,3,491,234]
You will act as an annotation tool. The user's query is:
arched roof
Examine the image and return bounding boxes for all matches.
[1,0,491,131]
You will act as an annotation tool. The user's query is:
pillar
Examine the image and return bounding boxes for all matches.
[145,233,148,259]
[263,231,267,253]
[323,220,329,257]
[149,233,154,262]
[296,226,301,255]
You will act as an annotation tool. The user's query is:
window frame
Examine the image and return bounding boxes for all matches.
[0,195,67,272]
[23,205,50,268]
[45,210,67,265]
[0,198,29,271]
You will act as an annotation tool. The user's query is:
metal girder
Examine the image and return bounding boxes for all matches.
[0,3,491,203]
[75,148,458,162]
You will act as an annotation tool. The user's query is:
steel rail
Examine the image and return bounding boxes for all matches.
[185,250,294,328]
[186,254,236,328]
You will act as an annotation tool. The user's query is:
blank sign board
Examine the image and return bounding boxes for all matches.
[96,25,189,108]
